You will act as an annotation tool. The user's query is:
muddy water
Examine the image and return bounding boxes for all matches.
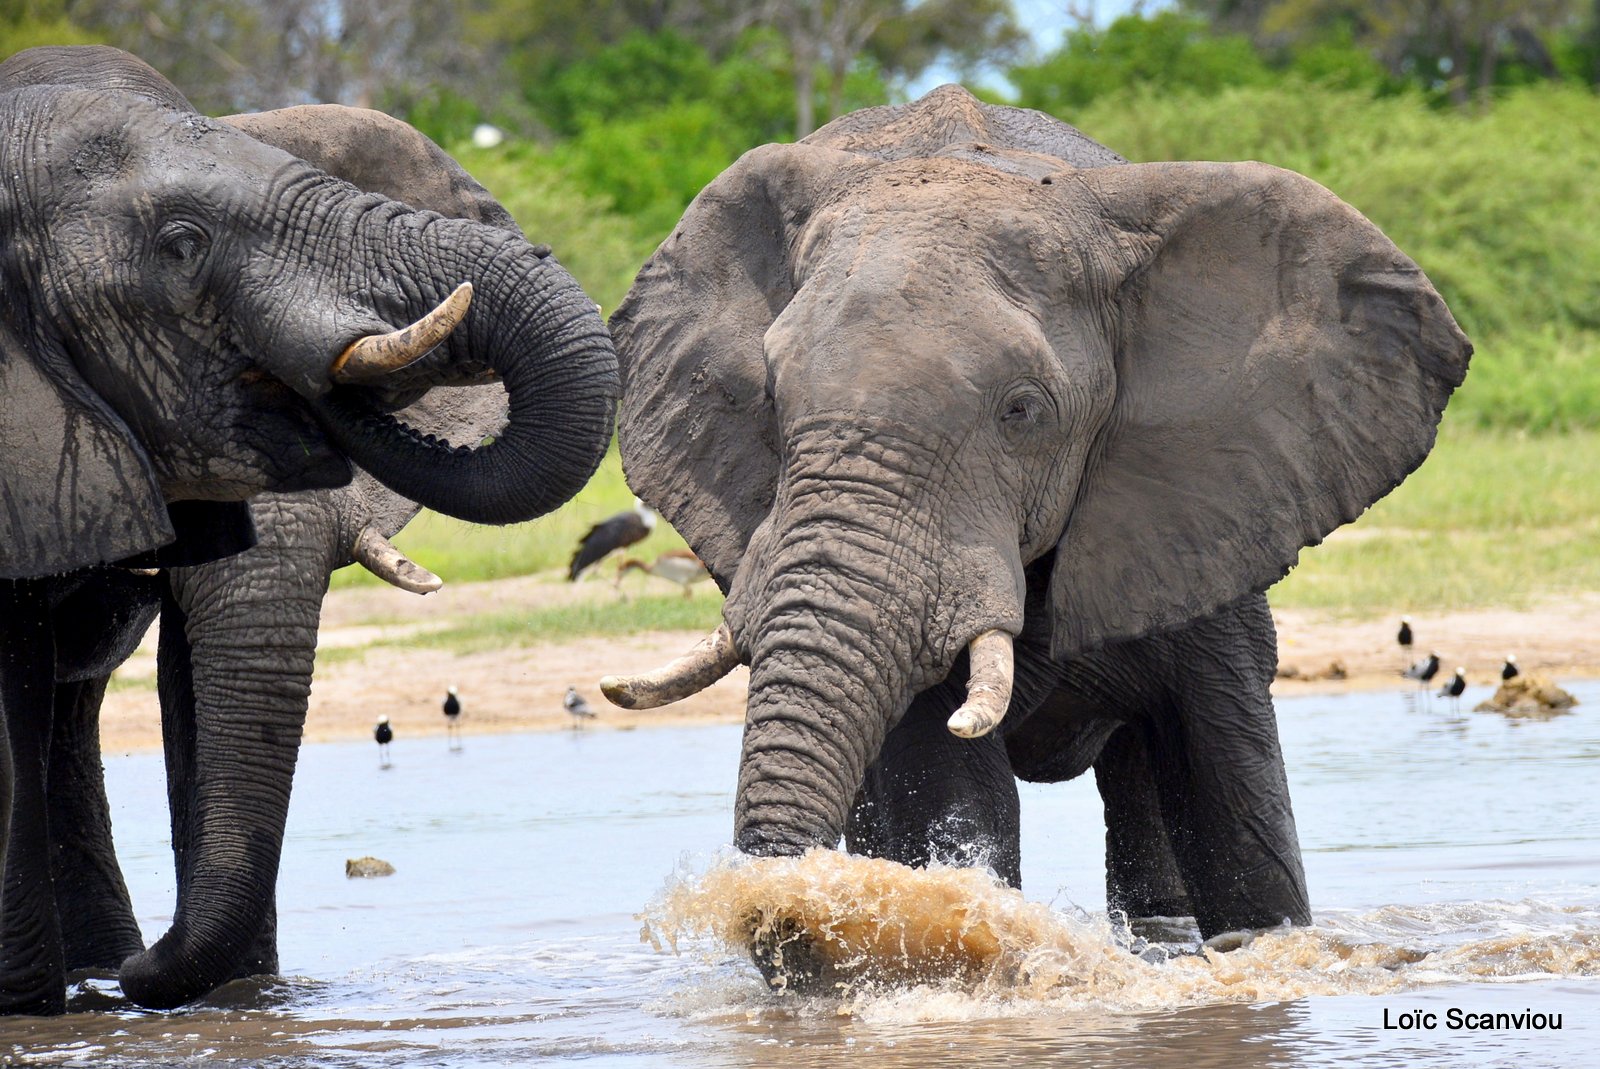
[6,682,1599,1066]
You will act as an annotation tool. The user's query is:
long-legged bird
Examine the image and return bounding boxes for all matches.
[569,499,656,581]
[564,685,596,729]
[375,716,394,768]
[443,685,462,751]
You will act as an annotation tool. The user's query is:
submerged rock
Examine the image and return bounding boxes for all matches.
[345,856,396,879]
[1474,676,1578,717]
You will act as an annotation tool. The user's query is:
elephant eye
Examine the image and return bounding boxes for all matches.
[1002,398,1035,422]
[155,220,210,269]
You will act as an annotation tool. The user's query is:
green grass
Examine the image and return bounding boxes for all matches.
[325,591,724,661]
[1270,426,1600,614]
[335,424,1596,625]
[329,444,693,590]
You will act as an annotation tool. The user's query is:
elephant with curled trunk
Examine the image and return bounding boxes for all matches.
[603,86,1470,976]
[0,46,617,1014]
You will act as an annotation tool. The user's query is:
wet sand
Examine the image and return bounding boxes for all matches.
[97,575,1600,754]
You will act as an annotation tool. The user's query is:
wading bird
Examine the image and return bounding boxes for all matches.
[1438,667,1467,711]
[1397,616,1413,650]
[569,499,656,581]
[564,685,596,729]
[1502,655,1520,681]
[618,549,711,597]
[374,716,394,768]
[1402,651,1441,695]
[443,686,462,751]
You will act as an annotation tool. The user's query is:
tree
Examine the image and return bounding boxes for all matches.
[743,0,1022,137]
[1192,0,1589,104]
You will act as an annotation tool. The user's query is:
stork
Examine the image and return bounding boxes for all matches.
[569,499,656,581]
[1501,654,1520,681]
[618,549,711,597]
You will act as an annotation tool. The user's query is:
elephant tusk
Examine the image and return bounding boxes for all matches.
[352,525,443,594]
[329,282,474,383]
[946,630,1015,739]
[600,622,741,709]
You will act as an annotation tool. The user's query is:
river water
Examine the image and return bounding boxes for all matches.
[5,681,1597,1066]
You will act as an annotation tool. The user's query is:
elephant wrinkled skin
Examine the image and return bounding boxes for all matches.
[0,47,617,1015]
[608,86,1470,979]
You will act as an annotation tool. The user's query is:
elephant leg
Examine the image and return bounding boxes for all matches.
[156,627,280,983]
[49,676,145,971]
[846,680,1021,888]
[0,582,66,1015]
[1143,609,1310,938]
[1093,723,1193,924]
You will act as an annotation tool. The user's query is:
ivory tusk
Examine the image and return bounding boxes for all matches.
[329,282,474,383]
[352,525,442,594]
[600,622,740,709]
[946,629,1015,739]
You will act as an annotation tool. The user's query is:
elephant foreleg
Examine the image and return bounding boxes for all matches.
[49,675,144,971]
[1144,602,1310,938]
[1093,723,1193,925]
[155,627,279,982]
[846,680,1022,887]
[0,582,66,1015]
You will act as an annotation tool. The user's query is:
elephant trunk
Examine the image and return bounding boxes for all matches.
[731,512,934,857]
[729,430,1026,858]
[306,211,617,526]
[118,502,335,1009]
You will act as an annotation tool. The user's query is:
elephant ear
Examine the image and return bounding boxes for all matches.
[1048,161,1471,656]
[610,143,857,588]
[0,323,173,579]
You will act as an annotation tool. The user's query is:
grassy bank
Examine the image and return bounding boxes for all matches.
[336,425,1596,624]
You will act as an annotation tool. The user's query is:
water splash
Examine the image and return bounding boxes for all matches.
[638,849,1600,1017]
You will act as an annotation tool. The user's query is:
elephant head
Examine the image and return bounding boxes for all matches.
[608,87,1469,859]
[0,46,617,581]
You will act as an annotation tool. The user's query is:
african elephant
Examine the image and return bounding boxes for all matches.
[0,46,617,1014]
[602,86,1470,975]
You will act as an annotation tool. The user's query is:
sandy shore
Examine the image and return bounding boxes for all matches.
[98,577,1600,755]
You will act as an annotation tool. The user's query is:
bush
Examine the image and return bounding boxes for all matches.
[446,141,658,312]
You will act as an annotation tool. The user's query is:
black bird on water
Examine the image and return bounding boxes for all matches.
[569,499,656,581]
[443,685,462,751]
[564,685,596,729]
[1502,655,1520,681]
[1397,617,1413,650]
[1438,667,1467,711]
[1402,651,1441,691]
[374,716,394,768]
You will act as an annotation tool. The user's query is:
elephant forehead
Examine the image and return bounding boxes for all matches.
[43,93,307,214]
[800,163,1067,301]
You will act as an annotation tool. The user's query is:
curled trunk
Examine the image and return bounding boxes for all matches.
[308,216,616,527]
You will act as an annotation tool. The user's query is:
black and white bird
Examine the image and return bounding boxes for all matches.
[1397,617,1413,650]
[443,685,462,751]
[564,685,596,729]
[1402,651,1441,688]
[374,716,394,768]
[1501,654,1520,681]
[1437,667,1467,710]
[569,499,656,581]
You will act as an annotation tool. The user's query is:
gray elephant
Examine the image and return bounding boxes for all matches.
[602,86,1470,980]
[0,46,617,1014]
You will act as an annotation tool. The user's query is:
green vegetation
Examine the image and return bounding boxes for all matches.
[1272,427,1600,613]
[332,591,725,660]
[23,3,1599,626]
